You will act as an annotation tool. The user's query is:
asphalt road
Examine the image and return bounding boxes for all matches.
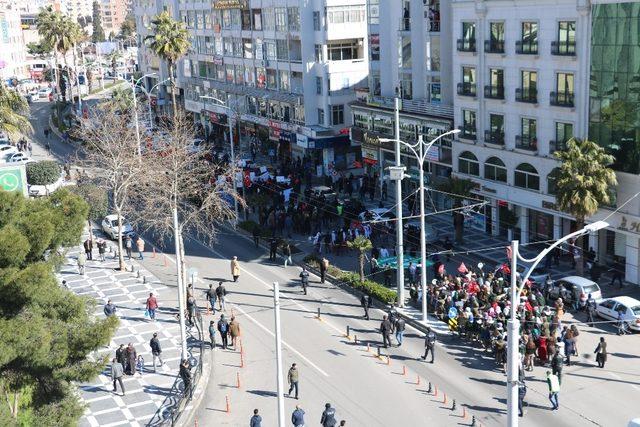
[29,96,640,427]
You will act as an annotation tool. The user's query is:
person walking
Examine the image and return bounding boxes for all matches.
[218,314,229,349]
[291,405,305,427]
[252,227,260,248]
[206,283,217,314]
[422,328,436,363]
[111,358,125,395]
[287,363,299,399]
[321,403,337,427]
[616,310,628,335]
[283,242,292,267]
[230,256,240,282]
[179,359,192,397]
[518,380,527,417]
[250,409,262,427]
[124,235,133,259]
[150,332,163,371]
[44,127,50,139]
[208,320,216,349]
[320,257,329,284]
[45,141,51,154]
[97,239,107,261]
[594,337,607,368]
[104,300,117,317]
[83,238,93,260]
[394,316,406,347]
[186,294,196,326]
[269,238,278,261]
[125,343,137,375]
[299,267,309,295]
[115,344,126,371]
[546,371,560,410]
[361,294,371,320]
[380,315,392,349]
[229,316,241,349]
[136,355,145,376]
[136,236,145,260]
[216,281,227,312]
[146,292,158,321]
[586,294,597,326]
[77,252,87,275]
[551,350,563,385]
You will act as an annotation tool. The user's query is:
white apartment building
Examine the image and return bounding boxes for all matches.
[451,0,640,285]
[350,0,455,203]
[0,7,29,80]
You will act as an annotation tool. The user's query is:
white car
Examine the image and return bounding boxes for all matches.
[0,145,18,161]
[7,152,33,164]
[28,174,65,197]
[101,214,134,240]
[38,87,52,98]
[596,296,640,331]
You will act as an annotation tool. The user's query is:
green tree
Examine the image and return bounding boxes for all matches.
[0,82,32,139]
[347,236,373,283]
[26,161,61,186]
[26,41,53,58]
[91,1,105,42]
[73,180,109,240]
[0,189,118,423]
[119,12,136,39]
[554,138,617,276]
[437,176,475,243]
[145,11,191,116]
[108,85,134,111]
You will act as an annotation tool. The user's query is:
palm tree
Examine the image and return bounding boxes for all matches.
[347,236,373,283]
[437,176,475,243]
[0,83,33,139]
[145,11,191,117]
[554,138,617,276]
[106,50,121,77]
[108,85,134,111]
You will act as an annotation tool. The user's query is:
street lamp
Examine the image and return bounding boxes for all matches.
[505,220,609,426]
[129,73,158,160]
[380,128,460,321]
[200,95,240,224]
[135,77,170,129]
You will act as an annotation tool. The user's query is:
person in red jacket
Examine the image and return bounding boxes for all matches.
[146,292,158,321]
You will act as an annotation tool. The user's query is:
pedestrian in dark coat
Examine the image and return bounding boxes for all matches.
[125,343,137,375]
[291,405,305,426]
[360,294,371,320]
[115,344,126,371]
[217,314,229,349]
[179,359,192,397]
[150,333,163,371]
[250,409,262,427]
[320,403,337,427]
[594,337,607,368]
[83,238,93,260]
[380,315,392,348]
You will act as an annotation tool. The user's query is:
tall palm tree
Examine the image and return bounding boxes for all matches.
[0,83,33,139]
[554,138,617,276]
[145,11,190,117]
[347,236,373,283]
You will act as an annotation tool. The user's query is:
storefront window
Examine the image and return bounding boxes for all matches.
[528,210,553,241]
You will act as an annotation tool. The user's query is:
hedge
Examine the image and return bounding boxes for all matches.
[26,161,61,185]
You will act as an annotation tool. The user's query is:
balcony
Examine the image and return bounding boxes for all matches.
[458,126,477,141]
[551,41,576,56]
[516,135,538,151]
[515,88,537,104]
[515,40,538,55]
[457,82,477,97]
[484,130,505,145]
[484,40,505,54]
[429,20,440,32]
[549,140,568,153]
[399,17,411,31]
[484,85,504,100]
[457,38,476,53]
[550,91,574,107]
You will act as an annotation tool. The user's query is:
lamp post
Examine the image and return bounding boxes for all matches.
[200,95,240,224]
[505,220,609,426]
[380,128,460,321]
[135,77,170,129]
[129,72,158,160]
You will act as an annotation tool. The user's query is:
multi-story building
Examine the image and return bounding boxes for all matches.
[450,0,640,285]
[0,6,29,80]
[135,0,369,173]
[350,0,454,203]
[101,0,132,37]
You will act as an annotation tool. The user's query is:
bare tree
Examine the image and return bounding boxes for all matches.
[76,103,142,271]
[127,111,239,356]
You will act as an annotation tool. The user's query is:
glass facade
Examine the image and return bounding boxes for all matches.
[590,2,640,174]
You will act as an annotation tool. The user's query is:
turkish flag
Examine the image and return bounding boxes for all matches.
[501,263,511,275]
[458,262,468,274]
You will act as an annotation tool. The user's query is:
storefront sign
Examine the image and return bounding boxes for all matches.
[213,0,247,9]
[425,145,439,162]
[464,210,486,232]
[296,133,315,148]
[618,216,640,234]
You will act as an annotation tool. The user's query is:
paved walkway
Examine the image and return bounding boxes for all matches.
[59,230,189,427]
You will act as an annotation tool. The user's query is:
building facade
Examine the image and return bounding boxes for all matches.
[350,0,455,204]
[101,0,132,36]
[0,6,29,80]
[450,0,640,284]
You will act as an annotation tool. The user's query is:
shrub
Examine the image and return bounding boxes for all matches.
[238,220,259,234]
[26,161,61,185]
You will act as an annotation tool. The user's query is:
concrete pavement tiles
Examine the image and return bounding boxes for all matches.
[60,241,184,427]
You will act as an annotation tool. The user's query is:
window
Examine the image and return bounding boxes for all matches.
[485,157,507,182]
[487,114,504,144]
[519,22,538,53]
[265,41,276,61]
[288,7,300,31]
[275,7,287,32]
[313,11,321,30]
[315,44,323,62]
[252,9,262,30]
[276,39,288,61]
[489,22,504,46]
[263,8,275,31]
[460,21,476,50]
[399,73,412,100]
[556,122,573,143]
[368,0,379,24]
[554,72,574,106]
[370,72,381,96]
[547,168,561,195]
[318,108,325,125]
[519,70,537,101]
[222,9,232,29]
[519,117,537,148]
[487,68,504,98]
[266,69,277,88]
[331,105,344,125]
[401,36,412,68]
[279,70,290,91]
[243,39,253,59]
[233,38,242,57]
[327,41,360,61]
[515,163,540,190]
[316,77,323,94]
[459,66,476,96]
[223,37,233,56]
[458,151,479,176]
[225,65,235,83]
[461,110,476,139]
[556,21,576,54]
[241,9,251,30]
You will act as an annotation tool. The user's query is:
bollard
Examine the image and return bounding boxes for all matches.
[152,247,156,258]
[236,372,241,389]
[402,365,406,376]
[366,342,370,352]
[386,355,390,366]
[377,346,381,358]
[451,399,456,411]
[354,335,358,344]
[443,392,447,405]
[137,270,140,278]
[240,352,244,368]
[346,325,350,338]
[225,396,230,413]
[317,307,321,319]
[416,376,420,386]
[427,382,432,394]
[143,275,146,284]
[471,415,476,427]
[462,407,467,419]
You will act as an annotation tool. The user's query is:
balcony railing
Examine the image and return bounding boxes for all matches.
[549,140,569,153]
[484,39,505,54]
[516,135,538,151]
[484,85,504,100]
[516,40,538,55]
[484,130,505,145]
[429,21,440,32]
[550,91,575,107]
[457,38,476,52]
[458,126,477,141]
[551,40,576,56]
[457,82,477,97]
[516,88,537,103]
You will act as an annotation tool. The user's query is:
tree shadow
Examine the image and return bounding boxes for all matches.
[246,389,277,397]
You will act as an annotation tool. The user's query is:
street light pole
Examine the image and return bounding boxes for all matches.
[505,220,609,426]
[394,97,405,307]
[130,73,158,160]
[273,282,285,427]
[173,205,188,358]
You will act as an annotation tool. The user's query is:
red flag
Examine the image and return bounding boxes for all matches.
[458,262,468,274]
[501,263,511,275]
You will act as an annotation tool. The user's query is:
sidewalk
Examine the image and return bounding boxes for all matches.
[59,230,195,427]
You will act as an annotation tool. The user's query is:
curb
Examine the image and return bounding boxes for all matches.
[175,348,211,427]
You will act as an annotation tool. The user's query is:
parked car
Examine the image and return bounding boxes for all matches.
[38,87,52,99]
[7,152,33,164]
[546,276,603,305]
[309,185,338,202]
[101,214,134,240]
[28,173,66,197]
[596,296,640,332]
[0,145,19,161]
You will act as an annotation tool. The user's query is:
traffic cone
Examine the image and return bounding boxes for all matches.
[443,392,447,405]
[236,372,241,389]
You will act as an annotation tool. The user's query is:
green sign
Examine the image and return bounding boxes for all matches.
[378,255,434,269]
[0,164,27,196]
